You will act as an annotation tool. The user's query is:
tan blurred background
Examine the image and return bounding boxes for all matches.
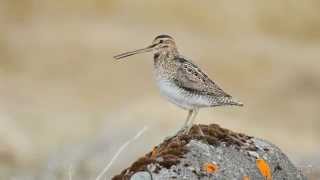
[0,0,320,179]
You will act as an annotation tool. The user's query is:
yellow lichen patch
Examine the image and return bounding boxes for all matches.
[202,162,219,173]
[243,176,250,180]
[256,158,272,180]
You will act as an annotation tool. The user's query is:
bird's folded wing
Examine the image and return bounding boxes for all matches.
[174,59,231,97]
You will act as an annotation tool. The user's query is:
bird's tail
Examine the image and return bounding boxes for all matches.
[217,96,243,107]
[229,99,244,106]
[226,97,243,106]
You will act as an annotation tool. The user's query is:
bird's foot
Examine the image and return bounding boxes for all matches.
[179,125,188,134]
[165,124,204,140]
[197,125,205,136]
[183,124,192,135]
[183,124,205,136]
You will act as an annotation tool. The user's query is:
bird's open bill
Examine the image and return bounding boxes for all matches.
[114,44,156,60]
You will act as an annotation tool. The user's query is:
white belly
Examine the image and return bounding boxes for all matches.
[156,79,212,110]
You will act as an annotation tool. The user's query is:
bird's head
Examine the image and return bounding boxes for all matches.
[114,34,177,60]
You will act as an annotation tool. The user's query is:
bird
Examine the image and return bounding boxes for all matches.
[114,35,243,134]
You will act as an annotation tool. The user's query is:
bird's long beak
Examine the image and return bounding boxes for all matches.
[114,44,156,60]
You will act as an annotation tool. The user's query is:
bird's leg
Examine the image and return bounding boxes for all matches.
[184,108,199,134]
[179,110,193,132]
[185,109,205,136]
[184,110,193,128]
[197,124,205,136]
[165,110,193,140]
[188,108,198,126]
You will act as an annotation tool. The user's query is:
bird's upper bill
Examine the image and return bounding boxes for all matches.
[114,34,176,60]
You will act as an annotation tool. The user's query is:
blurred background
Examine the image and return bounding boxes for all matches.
[0,0,319,179]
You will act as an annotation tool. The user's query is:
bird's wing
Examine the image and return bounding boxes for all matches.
[174,57,231,97]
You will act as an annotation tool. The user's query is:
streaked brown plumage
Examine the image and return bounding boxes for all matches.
[114,35,243,133]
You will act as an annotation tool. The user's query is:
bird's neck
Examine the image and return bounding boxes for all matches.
[153,49,180,79]
[154,48,179,60]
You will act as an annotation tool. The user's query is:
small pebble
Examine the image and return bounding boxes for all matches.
[247,151,260,158]
[131,171,152,180]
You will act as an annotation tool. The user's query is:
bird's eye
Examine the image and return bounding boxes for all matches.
[159,40,164,43]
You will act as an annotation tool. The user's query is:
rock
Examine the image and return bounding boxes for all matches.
[130,171,152,180]
[112,124,306,180]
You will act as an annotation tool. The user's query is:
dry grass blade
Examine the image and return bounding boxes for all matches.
[95,126,148,180]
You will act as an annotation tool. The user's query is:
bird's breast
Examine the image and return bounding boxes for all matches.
[155,78,212,110]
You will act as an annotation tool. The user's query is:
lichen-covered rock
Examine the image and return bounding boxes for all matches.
[112,124,306,180]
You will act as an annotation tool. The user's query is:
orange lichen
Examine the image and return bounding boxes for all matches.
[202,162,219,173]
[256,158,272,180]
[243,176,250,180]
